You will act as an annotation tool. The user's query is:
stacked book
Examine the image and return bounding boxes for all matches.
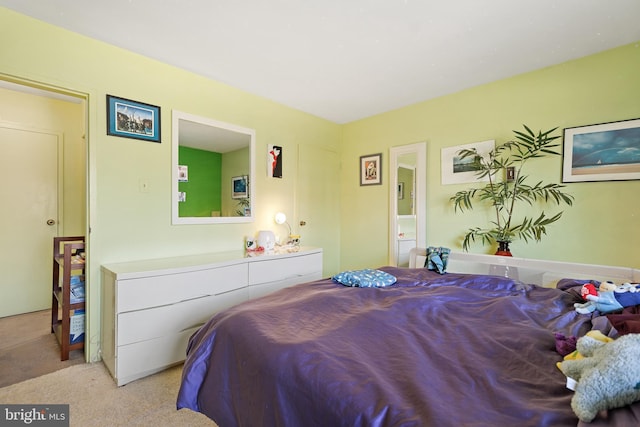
[70,275,85,304]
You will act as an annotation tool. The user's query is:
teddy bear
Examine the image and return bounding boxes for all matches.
[557,333,640,422]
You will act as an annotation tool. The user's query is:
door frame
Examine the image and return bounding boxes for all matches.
[388,142,427,266]
[1,74,90,360]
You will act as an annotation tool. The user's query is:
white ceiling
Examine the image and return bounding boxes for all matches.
[2,0,639,124]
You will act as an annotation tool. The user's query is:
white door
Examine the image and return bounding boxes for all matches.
[0,124,60,317]
[297,145,340,274]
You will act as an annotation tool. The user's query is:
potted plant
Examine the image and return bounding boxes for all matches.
[235,198,250,216]
[450,125,574,255]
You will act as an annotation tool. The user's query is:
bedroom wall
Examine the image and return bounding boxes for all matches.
[0,8,342,362]
[341,42,640,270]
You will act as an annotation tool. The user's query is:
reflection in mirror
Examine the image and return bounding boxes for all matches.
[397,163,415,216]
[172,110,255,224]
[389,143,426,267]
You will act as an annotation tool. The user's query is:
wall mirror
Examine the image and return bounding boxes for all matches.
[389,142,426,266]
[172,110,255,224]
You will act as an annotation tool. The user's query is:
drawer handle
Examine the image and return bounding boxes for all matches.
[177,295,210,304]
[180,323,205,333]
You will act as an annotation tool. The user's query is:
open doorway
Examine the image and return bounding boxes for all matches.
[0,78,87,369]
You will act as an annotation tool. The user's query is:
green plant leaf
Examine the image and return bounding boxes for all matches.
[451,125,574,251]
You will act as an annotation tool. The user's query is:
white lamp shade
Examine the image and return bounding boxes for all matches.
[274,212,287,225]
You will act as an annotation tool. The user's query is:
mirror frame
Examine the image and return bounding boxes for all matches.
[388,142,426,265]
[172,110,255,224]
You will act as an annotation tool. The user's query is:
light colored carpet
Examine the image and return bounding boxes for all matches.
[0,310,84,387]
[0,362,216,426]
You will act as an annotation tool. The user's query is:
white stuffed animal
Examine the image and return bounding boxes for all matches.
[558,333,640,422]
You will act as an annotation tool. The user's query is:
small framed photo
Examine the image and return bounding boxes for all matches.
[563,118,640,182]
[178,165,189,182]
[268,145,283,178]
[441,140,495,185]
[107,95,161,143]
[360,153,382,186]
[232,175,249,199]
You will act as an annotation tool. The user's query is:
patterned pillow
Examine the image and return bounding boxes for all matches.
[332,269,397,288]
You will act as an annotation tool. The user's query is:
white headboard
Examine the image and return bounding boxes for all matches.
[409,248,640,288]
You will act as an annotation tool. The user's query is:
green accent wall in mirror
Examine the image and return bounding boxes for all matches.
[178,146,222,217]
[172,110,255,224]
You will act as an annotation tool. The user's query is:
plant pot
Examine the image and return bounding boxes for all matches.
[495,241,512,257]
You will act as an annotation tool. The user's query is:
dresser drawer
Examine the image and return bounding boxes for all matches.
[116,327,198,386]
[117,288,249,346]
[248,271,322,299]
[117,263,247,312]
[249,252,322,286]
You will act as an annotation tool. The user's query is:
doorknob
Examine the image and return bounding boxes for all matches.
[46,219,56,226]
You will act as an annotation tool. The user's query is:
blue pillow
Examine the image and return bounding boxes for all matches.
[332,269,397,288]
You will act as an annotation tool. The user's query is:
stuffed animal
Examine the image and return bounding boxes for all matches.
[555,330,613,360]
[598,281,618,292]
[574,282,640,314]
[558,333,640,422]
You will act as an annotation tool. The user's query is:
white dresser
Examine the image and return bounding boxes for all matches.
[101,247,322,386]
[397,238,416,267]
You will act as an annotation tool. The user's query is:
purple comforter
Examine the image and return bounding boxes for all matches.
[177,267,640,427]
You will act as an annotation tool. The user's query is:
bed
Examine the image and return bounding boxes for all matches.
[177,250,640,426]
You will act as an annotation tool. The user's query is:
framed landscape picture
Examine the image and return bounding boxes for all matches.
[441,140,494,185]
[232,175,249,199]
[563,118,640,182]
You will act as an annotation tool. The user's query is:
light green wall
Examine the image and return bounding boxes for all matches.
[397,166,414,215]
[221,147,251,216]
[342,42,640,270]
[0,8,342,362]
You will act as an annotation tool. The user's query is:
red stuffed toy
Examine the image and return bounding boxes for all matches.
[581,283,598,300]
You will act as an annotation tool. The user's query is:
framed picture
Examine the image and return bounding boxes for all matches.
[107,95,161,143]
[360,153,382,186]
[441,140,495,185]
[232,175,249,199]
[178,165,188,182]
[398,182,405,199]
[268,145,283,178]
[563,118,640,182]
